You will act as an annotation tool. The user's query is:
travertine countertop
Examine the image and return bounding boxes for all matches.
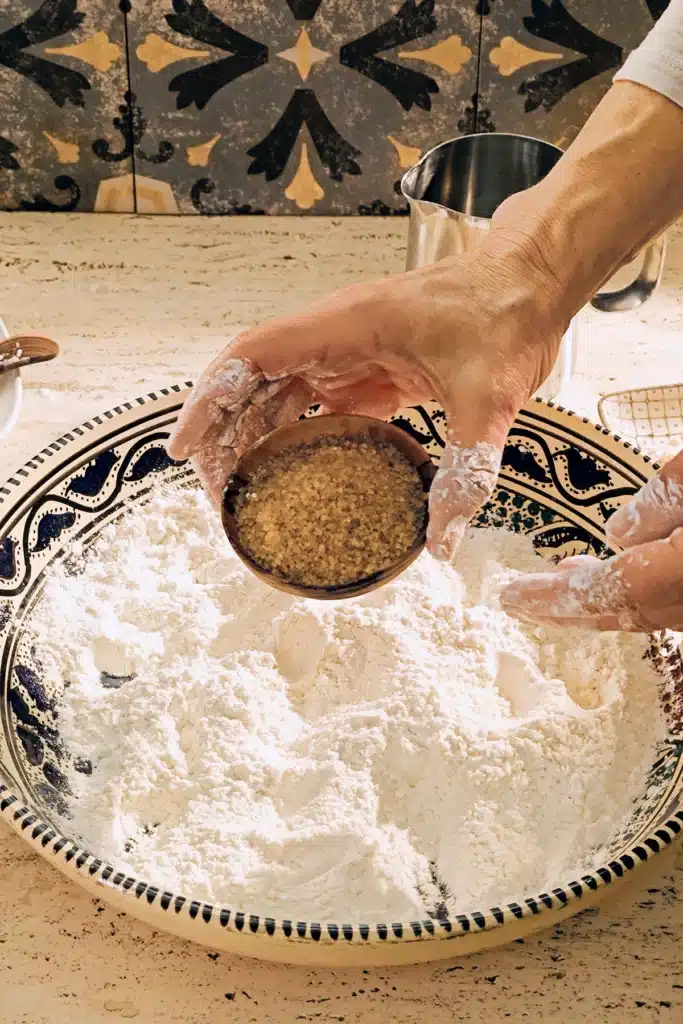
[0,213,682,1024]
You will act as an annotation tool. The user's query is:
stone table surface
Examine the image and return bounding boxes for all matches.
[0,213,682,1024]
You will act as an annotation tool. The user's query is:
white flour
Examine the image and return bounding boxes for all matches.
[33,488,665,921]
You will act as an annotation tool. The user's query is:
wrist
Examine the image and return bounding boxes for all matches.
[485,184,591,327]
[473,215,573,347]
[484,81,683,326]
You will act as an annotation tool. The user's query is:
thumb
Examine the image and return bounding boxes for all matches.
[426,399,512,562]
[606,449,683,549]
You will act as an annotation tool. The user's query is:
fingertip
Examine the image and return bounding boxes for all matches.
[166,431,190,461]
[605,501,639,547]
[192,446,236,508]
[499,571,569,616]
[426,516,467,562]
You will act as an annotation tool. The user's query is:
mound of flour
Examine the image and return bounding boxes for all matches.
[33,487,665,921]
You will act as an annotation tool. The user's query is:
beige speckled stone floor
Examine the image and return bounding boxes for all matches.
[1,214,682,1023]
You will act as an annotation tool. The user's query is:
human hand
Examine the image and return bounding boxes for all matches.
[500,451,683,631]
[168,240,565,561]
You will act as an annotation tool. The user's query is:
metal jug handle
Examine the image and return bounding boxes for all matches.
[590,234,666,313]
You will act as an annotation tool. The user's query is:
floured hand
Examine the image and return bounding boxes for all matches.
[501,451,683,631]
[168,244,564,557]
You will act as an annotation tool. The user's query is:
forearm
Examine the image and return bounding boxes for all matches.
[488,80,683,327]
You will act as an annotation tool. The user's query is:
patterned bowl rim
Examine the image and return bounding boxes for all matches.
[1,382,682,951]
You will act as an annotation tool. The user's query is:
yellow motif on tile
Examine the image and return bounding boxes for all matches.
[489,36,562,76]
[136,33,209,73]
[136,176,179,214]
[399,35,472,74]
[278,28,329,81]
[95,175,179,215]
[387,135,421,169]
[45,32,121,73]
[285,143,324,210]
[187,134,221,167]
[94,174,134,213]
[43,132,79,164]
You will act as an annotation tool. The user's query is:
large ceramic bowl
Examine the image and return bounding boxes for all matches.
[1,385,682,967]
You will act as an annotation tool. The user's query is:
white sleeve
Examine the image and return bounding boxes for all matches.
[615,0,683,109]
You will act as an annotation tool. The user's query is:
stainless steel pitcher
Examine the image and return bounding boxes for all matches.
[401,133,666,400]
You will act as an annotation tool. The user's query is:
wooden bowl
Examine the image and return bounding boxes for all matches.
[221,413,437,600]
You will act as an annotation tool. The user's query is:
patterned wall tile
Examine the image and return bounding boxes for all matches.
[478,0,666,145]
[125,0,481,214]
[4,2,666,215]
[0,0,133,212]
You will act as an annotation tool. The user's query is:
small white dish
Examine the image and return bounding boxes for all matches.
[0,317,22,443]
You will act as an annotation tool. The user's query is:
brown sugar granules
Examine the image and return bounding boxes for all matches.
[233,436,426,588]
